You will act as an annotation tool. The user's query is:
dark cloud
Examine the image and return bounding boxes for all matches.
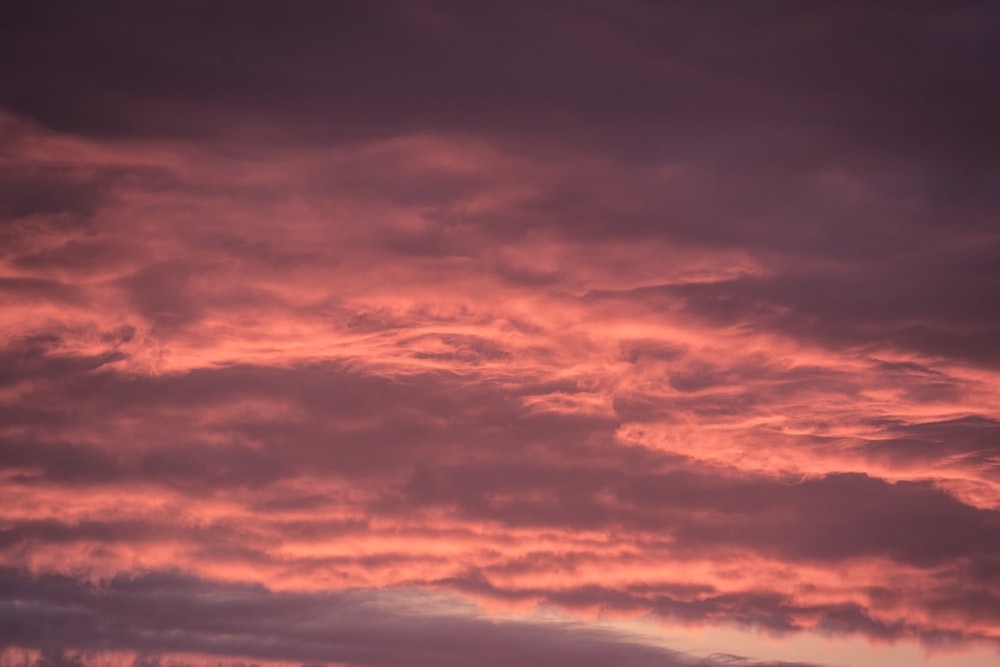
[590,237,1000,366]
[0,164,105,228]
[862,416,1000,470]
[0,568,823,667]
[400,463,1000,570]
[2,2,997,166]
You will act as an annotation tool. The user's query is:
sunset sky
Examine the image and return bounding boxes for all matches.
[2,2,999,666]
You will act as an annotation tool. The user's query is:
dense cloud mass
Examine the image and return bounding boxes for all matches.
[1,2,999,666]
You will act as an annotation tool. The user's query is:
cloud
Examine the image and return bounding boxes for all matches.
[0,569,824,667]
[0,350,998,644]
[0,2,998,664]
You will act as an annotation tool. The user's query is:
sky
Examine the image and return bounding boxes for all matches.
[1,2,999,666]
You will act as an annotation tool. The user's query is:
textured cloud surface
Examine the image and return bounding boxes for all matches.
[2,2,999,666]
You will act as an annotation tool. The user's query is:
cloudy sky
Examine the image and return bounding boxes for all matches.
[1,2,999,666]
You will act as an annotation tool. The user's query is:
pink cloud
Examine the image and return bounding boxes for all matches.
[1,4,999,666]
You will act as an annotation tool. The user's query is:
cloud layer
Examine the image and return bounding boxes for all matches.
[1,568,829,667]
[1,2,999,666]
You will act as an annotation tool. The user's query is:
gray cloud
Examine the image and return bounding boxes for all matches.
[0,569,823,667]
